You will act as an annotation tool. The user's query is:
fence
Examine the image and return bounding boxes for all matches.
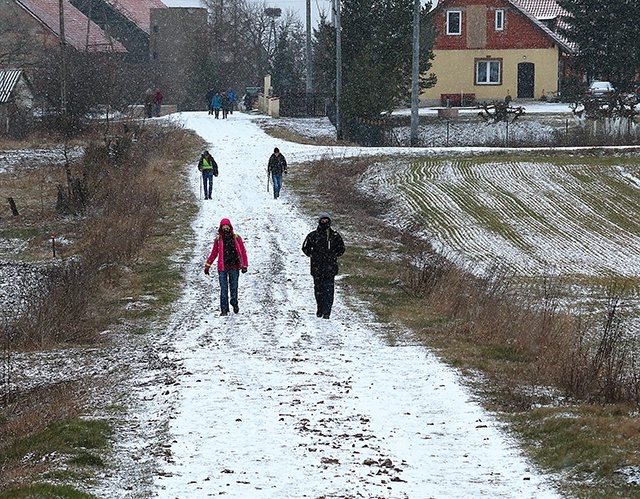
[278,92,332,118]
[385,116,640,148]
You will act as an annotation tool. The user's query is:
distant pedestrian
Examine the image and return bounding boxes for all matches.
[243,93,253,111]
[144,87,154,118]
[206,88,216,114]
[222,92,230,119]
[211,93,223,119]
[267,147,287,199]
[198,150,219,200]
[204,218,249,316]
[302,212,345,319]
[226,88,236,114]
[153,89,163,117]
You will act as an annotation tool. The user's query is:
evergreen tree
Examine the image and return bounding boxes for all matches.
[271,23,306,94]
[558,0,640,89]
[312,16,336,95]
[339,0,436,121]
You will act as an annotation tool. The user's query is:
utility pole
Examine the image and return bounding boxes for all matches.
[306,0,312,94]
[59,0,68,119]
[410,0,420,146]
[335,0,343,140]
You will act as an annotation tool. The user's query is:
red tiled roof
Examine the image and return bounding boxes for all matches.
[103,0,168,33]
[510,0,573,52]
[513,0,567,20]
[15,0,126,52]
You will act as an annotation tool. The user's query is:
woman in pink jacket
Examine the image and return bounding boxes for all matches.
[204,218,248,316]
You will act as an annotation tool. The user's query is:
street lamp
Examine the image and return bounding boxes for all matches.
[264,7,281,61]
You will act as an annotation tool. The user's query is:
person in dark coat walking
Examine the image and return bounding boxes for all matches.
[206,88,216,114]
[302,212,345,319]
[267,147,287,199]
[197,150,219,200]
[144,87,154,118]
[221,92,230,119]
[204,218,249,316]
[153,89,163,117]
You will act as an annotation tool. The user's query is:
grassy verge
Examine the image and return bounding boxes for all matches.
[285,147,640,498]
[0,121,204,495]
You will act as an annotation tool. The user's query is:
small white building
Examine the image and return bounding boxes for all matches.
[0,69,34,137]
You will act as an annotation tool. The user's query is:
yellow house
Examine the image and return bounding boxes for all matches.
[422,0,574,106]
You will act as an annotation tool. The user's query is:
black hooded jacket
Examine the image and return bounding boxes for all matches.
[267,152,287,175]
[302,216,345,278]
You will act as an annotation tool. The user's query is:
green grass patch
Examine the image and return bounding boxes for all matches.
[508,405,640,498]
[0,419,112,465]
[0,227,42,239]
[0,483,96,499]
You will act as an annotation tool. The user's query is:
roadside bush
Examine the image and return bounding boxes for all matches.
[2,121,192,350]
[9,260,95,350]
[1,119,201,493]
[408,255,640,405]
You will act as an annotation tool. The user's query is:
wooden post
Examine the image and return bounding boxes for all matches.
[7,197,19,216]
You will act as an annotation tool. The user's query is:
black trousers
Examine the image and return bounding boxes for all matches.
[313,275,335,317]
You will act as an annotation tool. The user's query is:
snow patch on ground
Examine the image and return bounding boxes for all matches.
[0,146,83,174]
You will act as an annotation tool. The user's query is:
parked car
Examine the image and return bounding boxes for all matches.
[585,81,615,99]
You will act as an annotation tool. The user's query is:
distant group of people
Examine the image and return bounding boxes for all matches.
[199,145,345,320]
[199,147,288,202]
[206,88,236,119]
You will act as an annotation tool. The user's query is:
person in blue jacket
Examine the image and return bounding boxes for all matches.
[226,88,236,114]
[211,93,223,119]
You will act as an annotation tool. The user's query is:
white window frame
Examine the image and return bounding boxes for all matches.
[476,59,502,85]
[495,9,504,31]
[446,10,462,35]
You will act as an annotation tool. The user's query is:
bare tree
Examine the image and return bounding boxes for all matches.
[200,0,304,92]
[0,10,41,67]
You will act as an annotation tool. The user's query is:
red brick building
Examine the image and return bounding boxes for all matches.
[421,0,573,105]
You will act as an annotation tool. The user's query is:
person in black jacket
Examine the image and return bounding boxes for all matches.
[267,147,287,199]
[302,212,345,319]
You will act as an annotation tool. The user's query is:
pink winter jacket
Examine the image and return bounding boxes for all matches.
[204,218,248,272]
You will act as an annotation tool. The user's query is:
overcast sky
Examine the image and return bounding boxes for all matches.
[163,0,331,27]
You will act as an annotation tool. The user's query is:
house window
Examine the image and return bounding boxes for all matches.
[447,10,462,35]
[476,59,502,84]
[495,9,504,30]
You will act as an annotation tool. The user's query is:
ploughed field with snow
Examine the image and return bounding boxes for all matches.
[1,107,638,497]
[359,156,640,279]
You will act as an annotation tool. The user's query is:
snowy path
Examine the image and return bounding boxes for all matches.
[102,112,560,498]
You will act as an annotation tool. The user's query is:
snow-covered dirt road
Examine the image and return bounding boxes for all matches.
[97,112,560,498]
